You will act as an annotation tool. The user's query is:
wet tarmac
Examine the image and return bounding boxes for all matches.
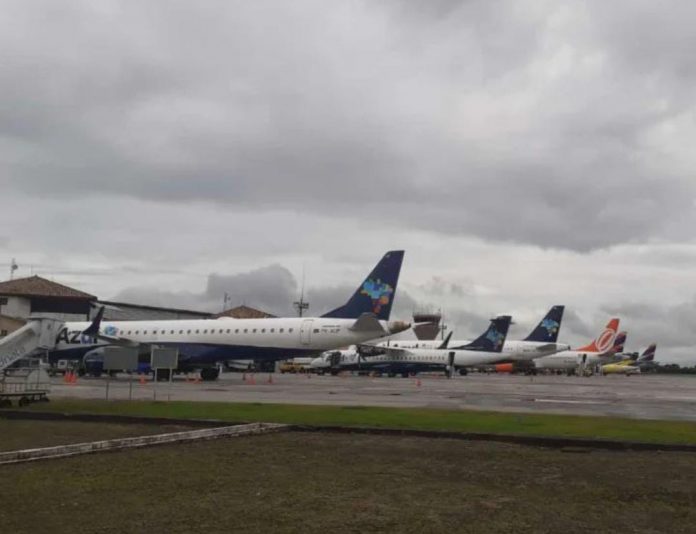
[46,372,696,422]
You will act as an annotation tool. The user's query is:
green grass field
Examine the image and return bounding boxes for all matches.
[3,432,696,534]
[14,399,696,445]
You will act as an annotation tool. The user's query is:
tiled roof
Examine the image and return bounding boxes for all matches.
[0,275,96,299]
[214,305,276,319]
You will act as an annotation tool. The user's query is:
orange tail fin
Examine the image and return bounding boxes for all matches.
[576,318,620,353]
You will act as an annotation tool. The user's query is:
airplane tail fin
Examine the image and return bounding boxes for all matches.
[456,315,512,353]
[612,331,627,354]
[523,305,564,342]
[322,250,404,321]
[576,318,620,353]
[82,307,105,337]
[638,343,657,362]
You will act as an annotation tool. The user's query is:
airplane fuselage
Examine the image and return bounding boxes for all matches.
[380,339,567,362]
[52,317,409,367]
[534,350,611,370]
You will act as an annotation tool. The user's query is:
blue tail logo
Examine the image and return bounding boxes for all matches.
[486,328,505,350]
[455,315,512,352]
[360,279,394,315]
[321,250,404,321]
[541,319,560,336]
[524,306,564,342]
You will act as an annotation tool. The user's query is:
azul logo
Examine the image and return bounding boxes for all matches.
[360,278,394,315]
[486,328,505,349]
[104,325,119,336]
[541,319,560,338]
[56,328,98,345]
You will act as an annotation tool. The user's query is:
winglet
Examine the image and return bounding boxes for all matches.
[437,331,453,350]
[82,307,105,337]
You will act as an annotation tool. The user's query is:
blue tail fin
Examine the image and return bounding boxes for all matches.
[612,331,627,354]
[639,343,656,362]
[321,250,404,321]
[523,305,564,342]
[456,315,512,352]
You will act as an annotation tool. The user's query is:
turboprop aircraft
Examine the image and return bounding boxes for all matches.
[601,344,657,375]
[533,318,621,372]
[50,250,410,380]
[313,316,513,377]
[369,306,569,373]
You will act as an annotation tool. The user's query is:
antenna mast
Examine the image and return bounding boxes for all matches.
[293,267,309,317]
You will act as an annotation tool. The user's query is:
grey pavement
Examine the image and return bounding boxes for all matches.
[46,372,696,422]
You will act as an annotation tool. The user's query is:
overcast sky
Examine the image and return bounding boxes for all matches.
[1,1,695,363]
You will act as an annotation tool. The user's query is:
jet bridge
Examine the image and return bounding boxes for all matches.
[0,317,64,372]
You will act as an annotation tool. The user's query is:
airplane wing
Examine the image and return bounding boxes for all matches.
[357,344,410,359]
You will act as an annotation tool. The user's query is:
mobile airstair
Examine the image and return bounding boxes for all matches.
[0,317,63,407]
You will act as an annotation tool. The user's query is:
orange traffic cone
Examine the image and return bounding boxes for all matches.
[267,374,274,384]
[139,374,146,385]
[249,374,256,385]
[416,378,422,388]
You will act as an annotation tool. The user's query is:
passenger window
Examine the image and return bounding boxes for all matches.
[235,329,239,334]
[313,329,319,333]
[179,330,183,334]
[203,330,208,334]
[196,330,200,334]
[253,329,257,333]
[261,329,266,333]
[226,329,230,334]
[270,329,275,333]
[244,329,248,333]
[128,331,132,335]
[289,328,294,333]
[143,331,148,335]
[279,328,284,333]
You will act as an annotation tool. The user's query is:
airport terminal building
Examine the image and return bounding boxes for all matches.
[0,275,275,339]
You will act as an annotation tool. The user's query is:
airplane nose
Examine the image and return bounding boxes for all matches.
[387,321,411,334]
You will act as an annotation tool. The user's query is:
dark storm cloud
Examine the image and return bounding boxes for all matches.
[111,261,420,319]
[113,264,298,315]
[2,1,695,251]
[600,299,696,354]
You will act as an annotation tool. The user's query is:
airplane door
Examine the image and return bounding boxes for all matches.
[300,319,313,345]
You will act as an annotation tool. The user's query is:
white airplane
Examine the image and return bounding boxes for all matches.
[533,318,620,372]
[312,316,513,377]
[49,251,410,381]
[375,306,569,366]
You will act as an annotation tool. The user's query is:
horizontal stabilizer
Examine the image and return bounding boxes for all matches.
[349,313,387,333]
